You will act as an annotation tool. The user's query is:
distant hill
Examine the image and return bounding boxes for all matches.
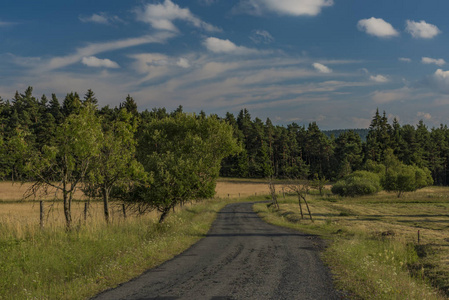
[323,129,370,142]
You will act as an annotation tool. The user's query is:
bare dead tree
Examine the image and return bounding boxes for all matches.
[287,179,313,222]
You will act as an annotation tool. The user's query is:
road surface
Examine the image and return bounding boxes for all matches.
[93,202,343,300]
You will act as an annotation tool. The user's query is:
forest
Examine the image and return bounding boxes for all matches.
[0,87,447,222]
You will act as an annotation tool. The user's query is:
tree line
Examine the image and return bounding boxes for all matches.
[0,87,447,225]
[0,87,239,228]
[220,109,449,187]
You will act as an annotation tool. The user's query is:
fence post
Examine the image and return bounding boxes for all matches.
[84,202,89,222]
[122,204,127,219]
[40,201,44,229]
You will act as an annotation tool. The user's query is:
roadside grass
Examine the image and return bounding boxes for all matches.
[254,187,449,299]
[0,195,265,300]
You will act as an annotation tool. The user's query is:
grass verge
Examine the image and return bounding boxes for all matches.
[254,191,448,300]
[0,197,261,300]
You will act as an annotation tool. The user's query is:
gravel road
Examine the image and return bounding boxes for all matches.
[93,202,343,300]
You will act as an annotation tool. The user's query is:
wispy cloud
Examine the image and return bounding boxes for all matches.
[203,37,260,55]
[135,0,220,32]
[235,0,333,16]
[417,111,432,120]
[399,57,412,63]
[39,32,175,72]
[370,74,389,83]
[82,56,120,68]
[313,62,332,73]
[406,20,441,39]
[250,30,274,44]
[422,57,446,66]
[0,19,17,27]
[79,13,124,25]
[357,17,399,38]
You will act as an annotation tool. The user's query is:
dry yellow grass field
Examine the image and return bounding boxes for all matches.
[0,179,274,230]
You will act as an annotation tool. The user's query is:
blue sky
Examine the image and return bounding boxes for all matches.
[1,0,449,129]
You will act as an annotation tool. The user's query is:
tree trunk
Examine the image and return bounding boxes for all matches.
[301,195,313,222]
[159,207,171,223]
[103,185,110,223]
[63,190,72,229]
[297,195,304,219]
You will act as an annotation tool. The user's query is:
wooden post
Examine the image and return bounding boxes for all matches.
[84,202,89,222]
[228,194,230,198]
[40,201,44,229]
[122,204,127,219]
[282,187,285,198]
[418,230,420,244]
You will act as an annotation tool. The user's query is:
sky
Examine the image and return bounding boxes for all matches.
[2,0,449,129]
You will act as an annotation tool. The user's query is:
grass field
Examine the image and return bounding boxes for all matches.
[254,186,449,299]
[0,179,274,232]
[0,179,270,299]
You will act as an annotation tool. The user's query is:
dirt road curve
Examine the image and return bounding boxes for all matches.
[93,202,343,300]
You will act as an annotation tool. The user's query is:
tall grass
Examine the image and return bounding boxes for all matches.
[0,198,245,300]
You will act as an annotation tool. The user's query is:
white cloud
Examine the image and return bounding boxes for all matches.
[406,20,441,39]
[399,57,411,63]
[236,0,333,16]
[422,57,446,66]
[417,112,432,120]
[203,37,259,55]
[370,74,389,83]
[82,56,120,68]
[177,58,191,68]
[250,30,274,44]
[422,69,449,94]
[40,32,174,72]
[312,63,332,73]
[79,13,123,25]
[357,17,399,38]
[371,88,411,103]
[135,0,220,32]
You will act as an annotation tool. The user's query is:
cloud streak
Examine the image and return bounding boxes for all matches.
[39,32,174,72]
[79,13,123,25]
[82,56,120,68]
[236,0,333,16]
[203,37,260,55]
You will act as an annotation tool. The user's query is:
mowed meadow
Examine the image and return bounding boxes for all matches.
[255,186,449,299]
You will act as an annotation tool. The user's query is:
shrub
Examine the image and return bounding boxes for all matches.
[384,164,433,197]
[332,171,382,197]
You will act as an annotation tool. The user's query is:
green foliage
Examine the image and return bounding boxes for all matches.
[28,104,103,228]
[384,164,433,198]
[86,108,147,222]
[137,113,240,222]
[332,171,382,197]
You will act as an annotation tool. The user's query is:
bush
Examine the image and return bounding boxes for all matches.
[332,171,382,197]
[384,164,433,197]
